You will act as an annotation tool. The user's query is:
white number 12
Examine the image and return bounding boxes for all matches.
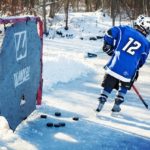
[122,37,141,55]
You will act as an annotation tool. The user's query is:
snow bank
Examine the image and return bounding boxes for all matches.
[43,55,93,90]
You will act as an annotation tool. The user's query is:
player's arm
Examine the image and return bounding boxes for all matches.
[138,52,149,68]
[103,27,119,56]
[131,47,149,83]
[103,41,114,56]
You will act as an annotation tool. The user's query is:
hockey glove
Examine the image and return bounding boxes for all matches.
[134,70,139,81]
[102,42,114,56]
[127,70,139,90]
[131,70,139,82]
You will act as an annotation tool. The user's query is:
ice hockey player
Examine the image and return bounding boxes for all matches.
[96,15,150,113]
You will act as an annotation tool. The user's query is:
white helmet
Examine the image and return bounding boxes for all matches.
[134,15,150,35]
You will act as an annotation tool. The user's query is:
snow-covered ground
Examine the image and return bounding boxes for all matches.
[0,11,150,150]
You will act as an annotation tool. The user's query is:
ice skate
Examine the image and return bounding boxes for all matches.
[96,97,106,112]
[111,103,121,112]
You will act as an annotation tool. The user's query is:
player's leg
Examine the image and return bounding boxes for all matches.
[96,74,118,112]
[112,83,128,112]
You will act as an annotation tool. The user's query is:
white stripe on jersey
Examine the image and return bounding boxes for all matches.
[105,67,131,82]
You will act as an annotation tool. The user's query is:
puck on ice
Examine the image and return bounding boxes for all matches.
[59,122,66,127]
[46,122,53,127]
[40,114,47,119]
[72,117,79,121]
[55,112,61,117]
[54,123,60,127]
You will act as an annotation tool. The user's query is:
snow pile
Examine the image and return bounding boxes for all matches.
[43,55,93,90]
[48,10,133,41]
[48,12,111,40]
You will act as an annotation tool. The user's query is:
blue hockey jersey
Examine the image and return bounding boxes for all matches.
[104,25,150,82]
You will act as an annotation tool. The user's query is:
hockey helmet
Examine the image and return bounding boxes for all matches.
[134,15,150,35]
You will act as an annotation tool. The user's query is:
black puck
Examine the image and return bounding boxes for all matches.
[23,117,27,120]
[59,122,66,127]
[55,112,61,117]
[54,123,60,127]
[72,117,79,121]
[40,114,47,119]
[46,122,53,127]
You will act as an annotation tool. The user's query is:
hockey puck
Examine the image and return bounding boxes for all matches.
[46,122,53,127]
[40,114,47,119]
[55,112,61,117]
[54,123,60,127]
[59,122,66,127]
[23,117,27,120]
[72,117,79,121]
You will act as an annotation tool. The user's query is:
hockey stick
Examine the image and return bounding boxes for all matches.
[132,85,148,109]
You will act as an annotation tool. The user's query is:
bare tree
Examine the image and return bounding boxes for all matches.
[29,0,35,15]
[43,0,47,33]
[95,0,101,10]
[111,0,116,26]
[85,0,92,12]
[0,0,150,24]
[64,0,69,30]
[49,0,56,18]
[49,0,64,18]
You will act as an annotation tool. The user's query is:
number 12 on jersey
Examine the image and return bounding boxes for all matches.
[122,37,141,55]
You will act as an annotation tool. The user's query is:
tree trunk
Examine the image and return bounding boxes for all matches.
[43,0,47,33]
[64,0,69,30]
[85,0,90,12]
[111,0,115,26]
[29,0,35,15]
[147,0,150,16]
[95,0,101,10]
[11,0,16,15]
[49,1,55,18]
